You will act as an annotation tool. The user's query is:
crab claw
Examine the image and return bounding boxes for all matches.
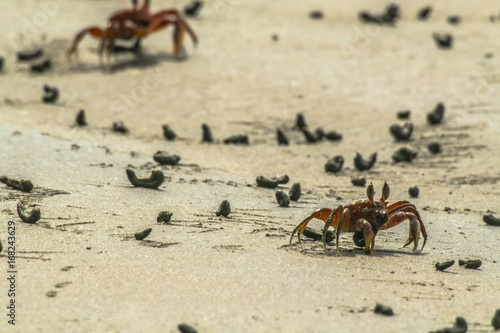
[354,219,375,254]
[364,228,375,254]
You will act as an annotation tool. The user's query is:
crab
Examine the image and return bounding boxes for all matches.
[289,182,427,254]
[67,0,198,65]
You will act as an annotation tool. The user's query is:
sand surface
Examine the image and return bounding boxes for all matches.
[0,0,500,332]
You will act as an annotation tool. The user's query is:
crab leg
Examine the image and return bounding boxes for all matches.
[146,10,198,46]
[323,207,349,253]
[67,26,107,59]
[289,208,332,246]
[386,202,427,248]
[387,201,425,224]
[173,21,186,57]
[382,211,427,251]
[387,201,423,220]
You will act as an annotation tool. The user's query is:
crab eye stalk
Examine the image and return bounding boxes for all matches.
[367,182,375,201]
[382,182,390,200]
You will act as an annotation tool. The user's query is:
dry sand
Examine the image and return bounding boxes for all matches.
[0,0,500,332]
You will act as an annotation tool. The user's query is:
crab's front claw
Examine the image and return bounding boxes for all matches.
[363,228,375,254]
[402,213,421,251]
[354,219,375,254]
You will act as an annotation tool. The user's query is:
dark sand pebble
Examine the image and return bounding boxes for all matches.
[463,259,482,269]
[289,183,301,201]
[183,1,203,17]
[256,176,279,189]
[0,176,34,192]
[432,33,453,49]
[42,84,59,103]
[61,266,74,272]
[55,281,72,288]
[30,59,51,73]
[202,123,214,142]
[359,3,400,25]
[325,155,344,174]
[396,110,411,119]
[417,6,432,20]
[428,142,442,154]
[76,109,88,126]
[178,323,198,333]
[351,176,366,187]
[126,169,165,189]
[216,200,231,217]
[17,202,41,224]
[294,113,307,130]
[0,57,4,72]
[112,121,129,134]
[435,260,455,271]
[315,127,324,140]
[275,190,290,207]
[271,175,289,184]
[374,303,394,316]
[427,103,445,125]
[354,152,377,171]
[324,130,342,141]
[17,48,43,61]
[447,15,461,25]
[153,151,181,166]
[135,228,152,240]
[408,186,419,198]
[271,34,279,42]
[302,129,317,143]
[162,124,177,141]
[46,291,58,298]
[0,239,2,253]
[485,53,493,58]
[430,316,467,333]
[392,147,417,163]
[309,10,324,20]
[492,309,500,329]
[483,214,500,226]
[157,211,173,224]
[223,134,249,145]
[389,122,413,141]
[303,227,335,242]
[454,317,467,331]
[276,128,289,145]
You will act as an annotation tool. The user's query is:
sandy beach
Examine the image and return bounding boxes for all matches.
[0,0,499,332]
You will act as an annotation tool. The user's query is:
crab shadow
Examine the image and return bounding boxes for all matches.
[68,49,185,73]
[109,51,185,72]
[288,240,428,258]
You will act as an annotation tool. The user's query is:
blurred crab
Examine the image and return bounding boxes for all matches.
[289,182,427,254]
[67,0,198,65]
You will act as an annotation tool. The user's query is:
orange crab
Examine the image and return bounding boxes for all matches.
[289,182,428,254]
[67,0,198,65]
